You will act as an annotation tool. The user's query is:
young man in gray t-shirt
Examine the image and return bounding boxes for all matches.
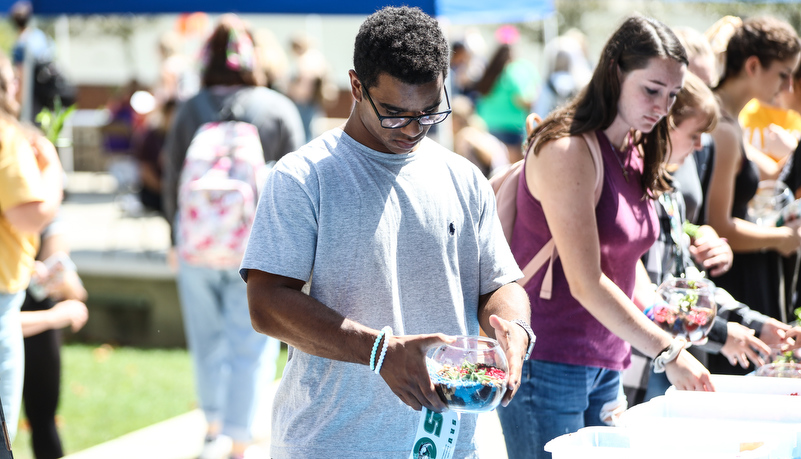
[240,7,533,458]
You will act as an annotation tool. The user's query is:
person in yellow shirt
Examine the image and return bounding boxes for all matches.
[740,64,801,163]
[0,49,62,441]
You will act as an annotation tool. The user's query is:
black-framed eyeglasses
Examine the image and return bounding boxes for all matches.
[362,85,451,129]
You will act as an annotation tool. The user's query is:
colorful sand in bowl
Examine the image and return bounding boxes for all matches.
[429,362,507,413]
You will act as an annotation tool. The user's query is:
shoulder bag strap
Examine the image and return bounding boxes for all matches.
[519,131,604,298]
[491,159,524,245]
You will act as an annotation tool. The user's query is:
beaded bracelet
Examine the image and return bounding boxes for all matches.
[374,326,393,375]
[653,338,687,373]
[369,327,388,371]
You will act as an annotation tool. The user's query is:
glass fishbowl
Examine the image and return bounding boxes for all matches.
[427,336,508,413]
[756,345,801,378]
[755,363,801,378]
[747,180,792,226]
[649,277,717,343]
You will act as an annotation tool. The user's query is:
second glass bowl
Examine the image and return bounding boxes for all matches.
[650,277,717,342]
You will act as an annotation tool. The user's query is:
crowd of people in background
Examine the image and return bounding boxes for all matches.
[2,3,801,459]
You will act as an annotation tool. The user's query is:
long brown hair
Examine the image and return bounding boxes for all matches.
[201,14,259,88]
[529,15,688,197]
[474,44,511,96]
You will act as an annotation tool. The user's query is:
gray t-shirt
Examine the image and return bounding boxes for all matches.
[240,128,522,458]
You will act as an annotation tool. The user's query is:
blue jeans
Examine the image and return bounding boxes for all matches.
[0,291,25,442]
[643,367,671,402]
[177,261,280,442]
[496,359,622,459]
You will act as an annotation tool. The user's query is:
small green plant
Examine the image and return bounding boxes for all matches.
[774,351,798,365]
[678,291,699,314]
[683,221,701,239]
[35,97,76,146]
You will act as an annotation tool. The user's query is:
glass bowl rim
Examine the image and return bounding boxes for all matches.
[658,277,717,290]
[435,335,502,352]
[755,361,801,376]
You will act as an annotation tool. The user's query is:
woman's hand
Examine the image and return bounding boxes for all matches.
[30,134,61,173]
[720,323,770,368]
[759,318,791,347]
[763,123,799,161]
[785,327,801,351]
[688,225,733,276]
[664,349,715,391]
[776,221,801,256]
[52,300,89,332]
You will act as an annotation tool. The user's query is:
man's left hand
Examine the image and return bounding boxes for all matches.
[488,314,528,407]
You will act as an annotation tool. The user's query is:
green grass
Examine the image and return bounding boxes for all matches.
[11,343,288,459]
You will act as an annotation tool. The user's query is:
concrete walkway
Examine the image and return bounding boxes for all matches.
[60,379,276,459]
[61,410,209,459]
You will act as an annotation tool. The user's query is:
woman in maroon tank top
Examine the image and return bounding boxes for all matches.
[496,16,714,459]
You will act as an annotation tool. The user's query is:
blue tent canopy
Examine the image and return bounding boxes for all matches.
[6,0,553,23]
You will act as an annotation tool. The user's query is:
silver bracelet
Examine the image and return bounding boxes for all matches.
[652,338,687,373]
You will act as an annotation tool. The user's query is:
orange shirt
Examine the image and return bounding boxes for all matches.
[740,98,801,162]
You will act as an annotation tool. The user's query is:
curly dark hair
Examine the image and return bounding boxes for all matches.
[353,6,449,89]
[719,16,801,87]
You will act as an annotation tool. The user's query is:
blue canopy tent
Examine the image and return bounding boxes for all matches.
[6,0,554,23]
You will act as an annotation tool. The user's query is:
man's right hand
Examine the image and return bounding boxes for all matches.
[379,333,456,412]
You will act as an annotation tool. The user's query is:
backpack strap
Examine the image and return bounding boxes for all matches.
[490,159,523,246]
[490,113,544,245]
[519,131,604,298]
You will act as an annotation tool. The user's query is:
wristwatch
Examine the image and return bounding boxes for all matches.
[511,319,536,360]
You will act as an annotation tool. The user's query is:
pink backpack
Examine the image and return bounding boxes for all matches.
[177,120,268,269]
[490,131,604,298]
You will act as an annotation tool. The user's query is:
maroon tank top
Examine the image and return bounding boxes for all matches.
[510,130,658,370]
